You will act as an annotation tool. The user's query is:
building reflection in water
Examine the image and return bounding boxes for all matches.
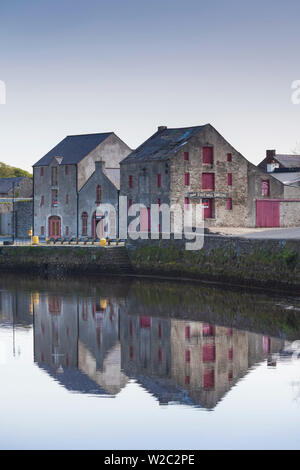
[30,290,288,409]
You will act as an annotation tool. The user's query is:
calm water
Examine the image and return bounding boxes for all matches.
[0,275,300,450]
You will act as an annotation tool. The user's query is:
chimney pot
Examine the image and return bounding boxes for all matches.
[266,149,276,163]
[157,126,167,133]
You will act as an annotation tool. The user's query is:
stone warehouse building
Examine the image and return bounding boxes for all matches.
[0,176,33,236]
[120,124,300,229]
[33,133,131,239]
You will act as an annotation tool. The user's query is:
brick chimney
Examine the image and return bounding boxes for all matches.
[95,160,105,172]
[157,126,167,133]
[266,149,276,163]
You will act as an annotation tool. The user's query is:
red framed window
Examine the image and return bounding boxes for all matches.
[41,226,45,236]
[129,175,133,188]
[227,153,232,162]
[202,173,215,190]
[66,226,69,236]
[227,198,232,210]
[185,349,190,363]
[203,323,214,337]
[184,173,190,186]
[185,326,190,340]
[52,189,58,207]
[158,323,162,338]
[184,151,189,161]
[228,348,233,361]
[81,212,88,236]
[51,167,58,186]
[66,193,69,205]
[184,197,190,210]
[129,320,133,336]
[40,167,44,177]
[202,344,215,362]
[262,180,270,196]
[157,174,162,187]
[158,198,161,207]
[158,348,162,363]
[203,369,215,389]
[140,316,151,328]
[185,375,190,385]
[203,147,214,165]
[228,370,233,382]
[227,328,233,337]
[41,195,44,206]
[227,173,232,186]
[130,346,134,359]
[65,165,69,175]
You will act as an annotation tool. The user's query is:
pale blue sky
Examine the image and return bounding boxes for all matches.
[0,0,300,172]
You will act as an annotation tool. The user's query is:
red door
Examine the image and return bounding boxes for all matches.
[140,207,151,232]
[256,200,280,227]
[202,199,213,219]
[48,216,61,239]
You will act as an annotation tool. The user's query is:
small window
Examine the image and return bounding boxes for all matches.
[227,198,232,210]
[129,199,133,208]
[51,167,58,186]
[40,167,44,177]
[96,185,102,204]
[184,173,190,186]
[262,180,270,196]
[66,193,69,205]
[184,197,190,210]
[140,316,151,328]
[52,189,58,207]
[203,369,215,389]
[185,375,190,385]
[81,212,88,236]
[227,153,232,162]
[185,326,190,340]
[129,175,133,188]
[203,147,214,165]
[41,195,44,206]
[65,165,69,175]
[202,344,215,362]
[157,174,162,187]
[158,198,161,207]
[158,323,162,338]
[41,226,45,236]
[184,151,189,161]
[227,173,232,186]
[158,348,162,363]
[185,349,190,363]
[66,226,69,236]
[228,348,233,361]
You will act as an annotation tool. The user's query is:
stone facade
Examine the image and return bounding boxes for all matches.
[33,133,131,238]
[120,124,300,229]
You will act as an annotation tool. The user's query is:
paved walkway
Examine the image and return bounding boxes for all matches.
[209,227,300,239]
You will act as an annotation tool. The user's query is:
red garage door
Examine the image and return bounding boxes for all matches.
[256,200,280,227]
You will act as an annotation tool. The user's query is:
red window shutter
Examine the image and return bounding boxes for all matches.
[227,173,232,186]
[140,316,151,328]
[227,198,232,210]
[203,147,214,164]
[203,369,214,389]
[228,348,233,361]
[227,153,232,162]
[185,349,190,363]
[129,175,133,188]
[184,151,189,161]
[157,174,161,187]
[202,173,215,190]
[203,344,215,362]
[185,326,190,340]
[184,173,190,186]
[262,180,270,196]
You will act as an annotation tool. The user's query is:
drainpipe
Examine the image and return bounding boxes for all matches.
[76,165,79,238]
[32,169,35,236]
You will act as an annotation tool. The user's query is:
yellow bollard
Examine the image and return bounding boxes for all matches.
[100,238,106,246]
[100,299,107,309]
[32,236,39,245]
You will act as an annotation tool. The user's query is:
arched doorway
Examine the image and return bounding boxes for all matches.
[48,216,61,239]
[92,211,106,239]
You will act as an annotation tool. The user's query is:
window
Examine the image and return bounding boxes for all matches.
[158,323,162,338]
[130,346,134,359]
[203,369,215,389]
[81,212,88,236]
[184,173,190,186]
[227,153,232,162]
[184,197,190,210]
[52,189,58,207]
[66,193,69,205]
[202,198,214,219]
[157,174,162,187]
[185,349,191,363]
[129,199,133,208]
[227,198,232,210]
[202,344,215,362]
[158,198,161,207]
[185,375,190,385]
[262,180,270,196]
[40,167,44,177]
[129,175,133,188]
[203,147,214,165]
[96,185,102,204]
[65,165,69,175]
[202,173,215,190]
[227,173,232,186]
[130,321,133,336]
[140,316,151,328]
[66,226,69,236]
[203,323,214,337]
[185,326,190,340]
[41,226,45,236]
[184,151,189,161]
[41,195,44,206]
[51,167,58,186]
[228,348,233,361]
[158,348,162,363]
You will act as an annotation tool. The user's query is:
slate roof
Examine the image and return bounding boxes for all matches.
[274,154,300,168]
[0,177,26,194]
[33,133,113,167]
[122,125,207,163]
[269,171,300,186]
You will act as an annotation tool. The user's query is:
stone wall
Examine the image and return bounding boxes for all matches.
[15,200,33,238]
[126,235,300,291]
